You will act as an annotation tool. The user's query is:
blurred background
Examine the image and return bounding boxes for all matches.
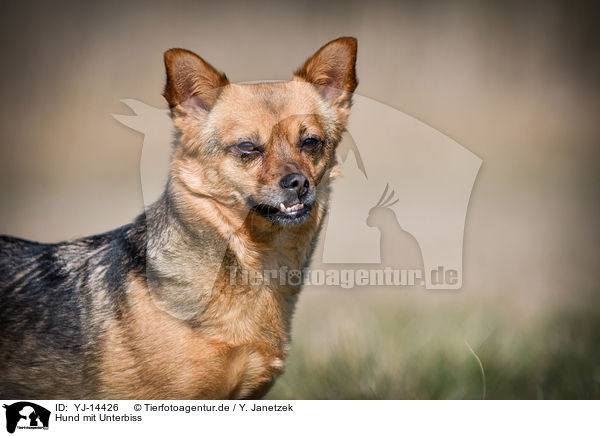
[0,0,598,398]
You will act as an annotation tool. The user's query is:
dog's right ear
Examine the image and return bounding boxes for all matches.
[163,48,229,112]
[294,37,358,110]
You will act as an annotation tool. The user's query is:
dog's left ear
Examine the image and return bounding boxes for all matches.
[163,48,229,113]
[294,37,358,111]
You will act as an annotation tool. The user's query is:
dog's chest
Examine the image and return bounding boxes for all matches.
[98,224,314,399]
[99,278,291,399]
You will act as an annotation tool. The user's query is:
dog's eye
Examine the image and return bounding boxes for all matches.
[300,137,321,152]
[235,142,262,154]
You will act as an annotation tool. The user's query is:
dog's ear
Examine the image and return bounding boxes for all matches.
[294,37,358,110]
[163,48,229,112]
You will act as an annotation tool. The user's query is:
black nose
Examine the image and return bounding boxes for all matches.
[280,173,309,198]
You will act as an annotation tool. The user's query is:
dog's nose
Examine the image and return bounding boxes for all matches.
[280,173,309,198]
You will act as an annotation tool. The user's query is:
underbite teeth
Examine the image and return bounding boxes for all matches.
[279,203,305,214]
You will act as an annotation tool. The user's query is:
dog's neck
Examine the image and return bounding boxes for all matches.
[139,178,329,333]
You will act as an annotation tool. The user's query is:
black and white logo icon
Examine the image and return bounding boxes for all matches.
[3,402,50,434]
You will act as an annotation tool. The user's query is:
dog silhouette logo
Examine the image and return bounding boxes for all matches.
[3,402,50,433]
[114,91,482,291]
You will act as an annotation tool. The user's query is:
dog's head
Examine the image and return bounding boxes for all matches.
[164,38,357,227]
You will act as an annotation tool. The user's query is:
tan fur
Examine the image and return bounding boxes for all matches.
[97,37,357,399]
[100,277,287,399]
[99,200,328,399]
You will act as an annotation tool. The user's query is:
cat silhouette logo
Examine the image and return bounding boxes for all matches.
[114,91,481,291]
[3,402,50,433]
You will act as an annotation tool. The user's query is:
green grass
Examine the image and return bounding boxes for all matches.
[266,288,600,399]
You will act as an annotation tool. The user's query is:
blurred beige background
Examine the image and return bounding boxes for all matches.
[1,0,598,398]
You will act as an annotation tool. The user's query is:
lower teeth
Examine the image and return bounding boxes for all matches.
[279,203,304,213]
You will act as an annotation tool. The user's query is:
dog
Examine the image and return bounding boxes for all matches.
[0,37,358,399]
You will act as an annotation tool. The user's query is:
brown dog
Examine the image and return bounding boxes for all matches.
[0,37,357,399]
